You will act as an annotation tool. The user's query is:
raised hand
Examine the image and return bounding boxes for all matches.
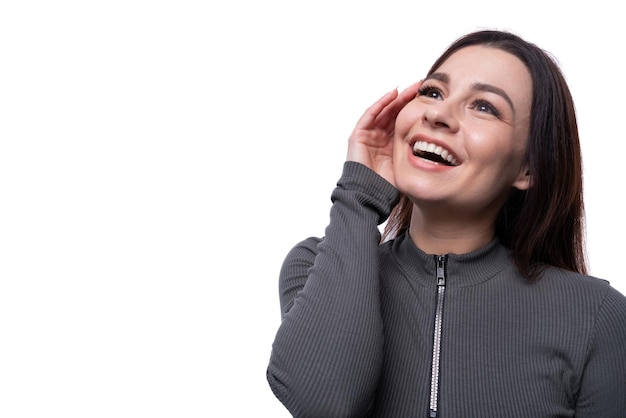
[346,81,421,186]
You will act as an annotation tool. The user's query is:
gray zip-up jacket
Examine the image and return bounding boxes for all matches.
[267,162,626,417]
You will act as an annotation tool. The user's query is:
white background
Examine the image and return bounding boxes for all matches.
[1,1,623,417]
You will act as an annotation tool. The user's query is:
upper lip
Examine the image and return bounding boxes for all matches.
[409,134,460,166]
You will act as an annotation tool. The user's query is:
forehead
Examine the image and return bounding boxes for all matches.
[434,45,532,101]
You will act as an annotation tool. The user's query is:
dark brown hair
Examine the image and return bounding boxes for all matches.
[382,30,587,279]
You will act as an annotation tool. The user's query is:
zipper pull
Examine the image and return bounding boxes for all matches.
[436,255,447,286]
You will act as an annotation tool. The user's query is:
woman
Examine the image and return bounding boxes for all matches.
[266,30,626,417]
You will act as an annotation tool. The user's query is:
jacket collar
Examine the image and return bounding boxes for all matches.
[391,231,514,289]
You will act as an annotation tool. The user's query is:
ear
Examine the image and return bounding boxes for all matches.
[512,165,531,191]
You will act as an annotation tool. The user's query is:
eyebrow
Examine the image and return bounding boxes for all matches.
[425,72,515,112]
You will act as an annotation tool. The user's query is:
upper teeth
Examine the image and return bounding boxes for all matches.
[412,141,459,166]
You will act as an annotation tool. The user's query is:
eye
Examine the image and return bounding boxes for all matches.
[472,99,502,118]
[417,85,443,100]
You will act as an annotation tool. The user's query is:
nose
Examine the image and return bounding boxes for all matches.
[423,102,460,132]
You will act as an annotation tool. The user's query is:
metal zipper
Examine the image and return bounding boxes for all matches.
[429,255,447,418]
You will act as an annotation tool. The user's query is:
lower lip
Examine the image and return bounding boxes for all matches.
[406,146,457,172]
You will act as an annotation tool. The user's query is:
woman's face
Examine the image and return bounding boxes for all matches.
[393,45,532,216]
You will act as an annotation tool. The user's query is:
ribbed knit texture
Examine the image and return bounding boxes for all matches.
[267,162,626,417]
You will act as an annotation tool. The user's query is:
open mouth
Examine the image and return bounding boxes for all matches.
[412,141,459,166]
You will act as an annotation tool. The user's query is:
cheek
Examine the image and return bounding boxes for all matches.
[466,126,520,161]
[393,108,415,163]
[476,136,528,185]
[394,101,421,136]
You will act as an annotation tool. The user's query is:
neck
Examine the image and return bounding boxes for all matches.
[408,204,497,255]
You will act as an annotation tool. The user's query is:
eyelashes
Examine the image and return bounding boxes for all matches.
[472,99,502,118]
[417,85,441,99]
[417,84,502,119]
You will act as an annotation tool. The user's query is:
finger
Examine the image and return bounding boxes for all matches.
[398,80,422,102]
[354,88,399,130]
[374,81,423,127]
[385,81,422,115]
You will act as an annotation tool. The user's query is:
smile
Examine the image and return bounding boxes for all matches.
[412,141,459,166]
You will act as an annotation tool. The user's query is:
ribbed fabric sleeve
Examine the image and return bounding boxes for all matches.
[267,162,400,418]
[574,285,626,416]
